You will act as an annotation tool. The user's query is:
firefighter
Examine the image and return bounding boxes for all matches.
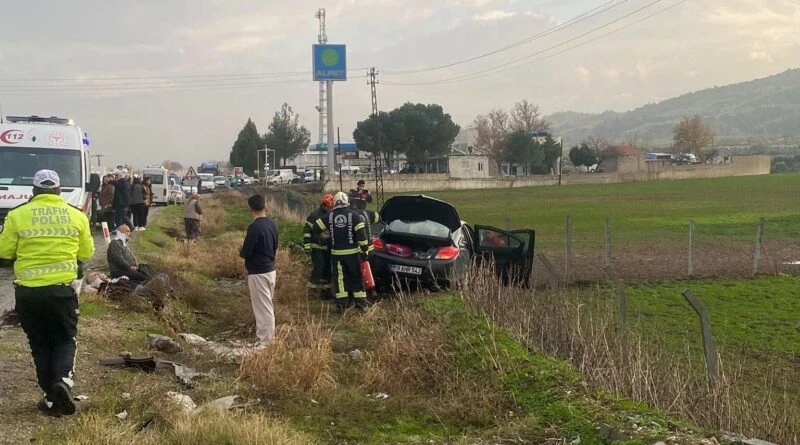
[348,198,381,252]
[304,193,334,299]
[318,192,370,311]
[0,170,95,417]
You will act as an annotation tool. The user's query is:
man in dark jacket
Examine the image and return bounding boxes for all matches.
[348,179,373,210]
[316,192,370,311]
[239,195,279,348]
[303,194,334,299]
[111,170,132,231]
[106,224,150,284]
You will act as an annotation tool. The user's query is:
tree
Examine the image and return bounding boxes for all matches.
[582,136,610,167]
[673,115,715,156]
[473,109,509,171]
[569,144,599,171]
[229,118,263,176]
[510,99,551,133]
[264,103,311,167]
[504,130,535,165]
[539,135,562,174]
[392,103,460,169]
[353,111,396,170]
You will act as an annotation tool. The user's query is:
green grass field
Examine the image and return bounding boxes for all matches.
[390,174,800,249]
[627,276,800,360]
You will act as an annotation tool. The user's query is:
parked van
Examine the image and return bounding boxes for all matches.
[141,166,169,205]
[267,169,295,185]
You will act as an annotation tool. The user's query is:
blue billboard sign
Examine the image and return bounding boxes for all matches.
[313,44,347,81]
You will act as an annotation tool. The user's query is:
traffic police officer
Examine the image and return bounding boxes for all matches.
[318,192,370,311]
[303,193,334,299]
[0,170,95,417]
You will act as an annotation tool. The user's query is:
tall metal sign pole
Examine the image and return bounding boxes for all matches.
[312,20,346,181]
[315,9,328,147]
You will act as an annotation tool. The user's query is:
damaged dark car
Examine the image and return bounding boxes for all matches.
[369,195,535,290]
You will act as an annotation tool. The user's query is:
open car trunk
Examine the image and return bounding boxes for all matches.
[380,230,453,261]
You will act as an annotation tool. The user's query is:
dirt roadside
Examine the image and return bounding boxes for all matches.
[0,211,158,445]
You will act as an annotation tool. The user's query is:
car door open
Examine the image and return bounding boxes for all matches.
[473,225,535,287]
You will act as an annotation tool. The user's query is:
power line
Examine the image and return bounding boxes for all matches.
[0,75,370,96]
[383,0,677,87]
[0,67,370,84]
[382,0,626,76]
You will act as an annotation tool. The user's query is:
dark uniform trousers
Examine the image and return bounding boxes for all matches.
[323,207,369,305]
[331,253,366,302]
[310,248,331,285]
[14,284,78,397]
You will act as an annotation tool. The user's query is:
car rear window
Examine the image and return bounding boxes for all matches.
[387,220,451,239]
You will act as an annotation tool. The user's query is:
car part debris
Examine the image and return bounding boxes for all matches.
[147,334,182,354]
[166,391,197,413]
[205,395,244,412]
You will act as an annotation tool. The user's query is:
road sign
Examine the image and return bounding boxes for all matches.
[183,167,199,187]
[313,44,347,81]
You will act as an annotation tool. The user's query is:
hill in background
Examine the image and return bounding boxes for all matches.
[549,69,800,147]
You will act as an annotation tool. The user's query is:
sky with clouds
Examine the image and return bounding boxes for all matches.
[0,0,797,167]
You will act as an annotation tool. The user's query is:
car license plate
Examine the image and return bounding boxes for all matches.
[390,264,422,275]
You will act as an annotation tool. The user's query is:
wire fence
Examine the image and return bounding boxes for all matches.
[526,215,800,287]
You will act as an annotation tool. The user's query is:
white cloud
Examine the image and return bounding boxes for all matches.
[214,36,268,53]
[576,66,590,86]
[749,51,774,63]
[473,10,517,21]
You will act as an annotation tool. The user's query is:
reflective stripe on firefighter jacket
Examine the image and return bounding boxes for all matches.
[303,205,330,251]
[321,206,369,256]
[0,194,95,287]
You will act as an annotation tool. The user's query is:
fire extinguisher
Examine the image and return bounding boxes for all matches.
[360,259,375,290]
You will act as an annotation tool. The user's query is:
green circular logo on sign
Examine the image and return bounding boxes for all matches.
[321,48,340,67]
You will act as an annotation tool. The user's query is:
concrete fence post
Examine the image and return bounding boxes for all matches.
[682,289,718,390]
[604,217,611,268]
[753,217,765,276]
[688,221,695,277]
[565,215,572,282]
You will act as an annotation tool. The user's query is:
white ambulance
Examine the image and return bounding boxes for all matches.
[0,116,96,232]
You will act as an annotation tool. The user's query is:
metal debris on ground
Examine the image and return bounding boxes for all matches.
[178,332,247,363]
[147,334,182,354]
[367,392,389,400]
[73,395,89,401]
[347,349,363,361]
[166,391,197,413]
[170,363,211,388]
[116,410,128,420]
[99,354,159,373]
[205,395,245,412]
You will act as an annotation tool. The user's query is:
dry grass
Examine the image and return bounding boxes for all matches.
[362,298,453,396]
[166,409,315,445]
[65,408,314,445]
[460,262,800,444]
[238,320,337,398]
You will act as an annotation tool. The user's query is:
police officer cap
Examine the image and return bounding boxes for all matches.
[33,170,60,189]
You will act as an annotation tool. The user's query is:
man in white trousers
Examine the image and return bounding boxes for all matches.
[239,194,279,348]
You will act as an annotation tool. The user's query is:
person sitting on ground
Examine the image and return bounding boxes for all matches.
[106,224,151,284]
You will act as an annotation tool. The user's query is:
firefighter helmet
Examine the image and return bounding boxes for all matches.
[321,193,334,209]
[333,191,349,206]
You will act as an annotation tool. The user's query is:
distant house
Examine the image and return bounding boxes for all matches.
[600,145,642,172]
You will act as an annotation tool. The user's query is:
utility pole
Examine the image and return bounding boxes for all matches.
[368,67,385,209]
[91,154,104,167]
